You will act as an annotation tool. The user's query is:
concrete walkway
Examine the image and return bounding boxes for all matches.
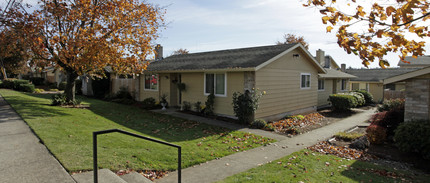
[154,108,374,183]
[0,95,75,183]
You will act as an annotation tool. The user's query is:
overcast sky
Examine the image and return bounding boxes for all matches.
[149,0,430,68]
[14,0,430,68]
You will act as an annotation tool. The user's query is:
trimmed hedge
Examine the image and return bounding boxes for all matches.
[12,80,30,90]
[350,92,365,107]
[18,84,35,93]
[328,94,358,111]
[29,77,45,86]
[353,90,373,104]
[394,120,430,160]
[1,79,16,89]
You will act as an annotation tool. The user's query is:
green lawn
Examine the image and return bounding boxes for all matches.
[218,149,429,183]
[0,89,273,172]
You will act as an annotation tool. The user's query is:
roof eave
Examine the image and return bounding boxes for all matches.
[384,66,430,84]
[144,67,256,73]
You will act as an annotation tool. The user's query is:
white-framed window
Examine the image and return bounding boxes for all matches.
[341,79,347,91]
[204,73,227,97]
[318,79,325,91]
[300,73,311,89]
[144,74,158,91]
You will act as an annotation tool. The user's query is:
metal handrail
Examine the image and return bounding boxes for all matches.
[93,129,181,183]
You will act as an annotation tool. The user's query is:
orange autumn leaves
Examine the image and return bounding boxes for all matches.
[305,0,430,68]
[270,113,325,135]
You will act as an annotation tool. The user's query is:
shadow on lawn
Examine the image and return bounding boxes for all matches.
[4,94,70,119]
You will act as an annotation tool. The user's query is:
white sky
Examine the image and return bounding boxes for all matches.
[12,0,430,68]
[149,0,430,68]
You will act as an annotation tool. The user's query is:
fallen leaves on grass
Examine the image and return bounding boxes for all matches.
[269,113,325,135]
[116,169,168,181]
[307,141,376,161]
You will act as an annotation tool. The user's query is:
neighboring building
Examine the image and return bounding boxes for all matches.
[384,66,430,121]
[398,55,430,68]
[41,67,66,86]
[141,43,326,121]
[346,68,418,102]
[314,49,356,108]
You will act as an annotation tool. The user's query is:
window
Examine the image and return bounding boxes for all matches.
[318,79,325,91]
[144,74,158,91]
[341,79,347,90]
[300,73,311,89]
[351,83,359,90]
[205,73,226,96]
[384,84,396,90]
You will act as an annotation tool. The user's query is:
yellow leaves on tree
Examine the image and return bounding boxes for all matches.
[305,0,430,68]
[7,0,165,101]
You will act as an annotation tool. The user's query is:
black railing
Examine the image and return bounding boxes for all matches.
[93,129,181,183]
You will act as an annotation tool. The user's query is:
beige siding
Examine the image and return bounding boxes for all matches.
[181,72,244,116]
[139,74,160,102]
[369,83,384,102]
[318,79,334,107]
[350,81,368,91]
[255,48,318,119]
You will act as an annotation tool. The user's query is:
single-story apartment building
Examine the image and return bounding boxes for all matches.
[141,43,327,121]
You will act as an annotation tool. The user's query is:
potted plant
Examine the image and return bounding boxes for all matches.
[160,94,168,110]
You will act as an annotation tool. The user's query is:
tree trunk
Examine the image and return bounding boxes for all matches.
[65,71,78,102]
[0,59,7,79]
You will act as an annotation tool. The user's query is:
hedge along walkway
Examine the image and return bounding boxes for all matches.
[153,108,374,183]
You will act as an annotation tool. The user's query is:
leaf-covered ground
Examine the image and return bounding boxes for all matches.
[218,149,430,183]
[268,113,326,135]
[0,89,274,174]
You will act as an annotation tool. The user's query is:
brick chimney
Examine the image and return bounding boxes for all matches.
[155,44,163,60]
[316,49,325,66]
[341,64,346,72]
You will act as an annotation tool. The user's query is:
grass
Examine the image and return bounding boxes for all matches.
[218,149,430,183]
[334,131,365,141]
[0,89,274,172]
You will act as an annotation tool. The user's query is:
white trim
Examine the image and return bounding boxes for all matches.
[300,73,311,89]
[204,72,227,97]
[318,79,325,91]
[143,74,159,91]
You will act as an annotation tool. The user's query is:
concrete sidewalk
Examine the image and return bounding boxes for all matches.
[154,108,374,183]
[0,95,75,183]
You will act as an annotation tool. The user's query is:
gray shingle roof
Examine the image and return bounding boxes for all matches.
[146,44,298,71]
[319,69,356,79]
[398,56,430,67]
[346,68,419,82]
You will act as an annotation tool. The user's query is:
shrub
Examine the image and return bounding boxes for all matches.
[265,123,275,131]
[51,94,81,106]
[182,101,191,111]
[251,119,267,129]
[366,124,387,144]
[232,89,265,125]
[29,77,45,86]
[92,77,110,98]
[328,94,358,111]
[141,97,156,109]
[1,79,15,89]
[369,109,404,137]
[50,89,59,92]
[13,80,30,90]
[204,93,215,116]
[377,98,405,112]
[58,82,67,90]
[34,88,45,93]
[394,120,430,160]
[194,101,202,113]
[160,94,168,104]
[334,132,364,141]
[18,84,35,93]
[115,87,133,99]
[354,90,374,104]
[350,92,365,107]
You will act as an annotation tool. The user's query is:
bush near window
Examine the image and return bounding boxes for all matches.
[377,98,405,112]
[353,90,374,104]
[232,89,265,125]
[18,84,35,93]
[141,97,156,109]
[328,94,358,111]
[182,101,191,111]
[366,124,387,144]
[194,101,202,113]
[394,120,430,160]
[204,93,215,116]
